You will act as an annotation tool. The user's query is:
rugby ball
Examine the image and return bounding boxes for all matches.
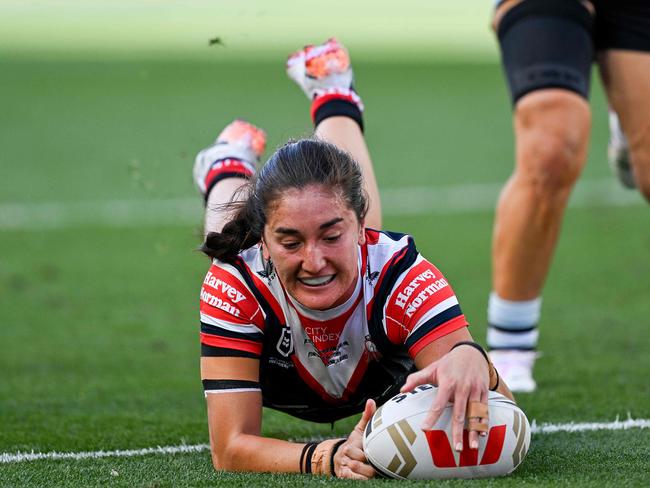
[363,385,530,479]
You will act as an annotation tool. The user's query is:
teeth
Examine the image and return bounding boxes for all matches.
[300,275,334,286]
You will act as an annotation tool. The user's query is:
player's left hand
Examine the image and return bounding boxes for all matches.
[401,345,489,453]
[333,399,377,480]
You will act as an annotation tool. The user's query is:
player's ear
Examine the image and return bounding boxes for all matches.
[357,220,366,245]
[261,234,271,261]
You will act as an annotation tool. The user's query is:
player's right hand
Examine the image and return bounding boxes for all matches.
[401,346,490,453]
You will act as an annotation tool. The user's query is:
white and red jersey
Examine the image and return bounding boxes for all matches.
[200,229,468,422]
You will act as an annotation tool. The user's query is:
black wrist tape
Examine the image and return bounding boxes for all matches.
[305,442,318,474]
[300,442,316,474]
[329,438,347,478]
[451,341,489,363]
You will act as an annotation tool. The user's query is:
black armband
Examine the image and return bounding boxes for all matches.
[202,379,261,393]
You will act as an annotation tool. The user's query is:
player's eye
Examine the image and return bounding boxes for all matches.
[282,241,300,250]
[324,234,341,243]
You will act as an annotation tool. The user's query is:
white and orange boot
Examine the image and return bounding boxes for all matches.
[193,119,267,199]
[286,38,364,128]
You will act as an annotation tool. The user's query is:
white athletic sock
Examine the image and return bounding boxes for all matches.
[486,292,541,350]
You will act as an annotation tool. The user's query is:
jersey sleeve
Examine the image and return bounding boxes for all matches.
[199,261,265,359]
[383,256,468,357]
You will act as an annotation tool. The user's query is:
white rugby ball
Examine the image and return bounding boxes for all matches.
[363,385,530,480]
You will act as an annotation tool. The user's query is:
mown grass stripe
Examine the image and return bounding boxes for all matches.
[0,179,644,231]
[1,417,647,464]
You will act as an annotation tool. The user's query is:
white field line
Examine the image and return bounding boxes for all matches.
[0,443,210,464]
[1,417,648,464]
[0,178,645,231]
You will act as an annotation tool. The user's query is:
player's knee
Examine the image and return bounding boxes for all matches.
[514,92,590,195]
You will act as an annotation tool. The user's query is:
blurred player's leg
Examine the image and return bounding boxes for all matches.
[489,0,594,391]
[193,119,266,235]
[490,91,591,392]
[287,38,382,229]
[599,50,650,202]
[607,110,635,189]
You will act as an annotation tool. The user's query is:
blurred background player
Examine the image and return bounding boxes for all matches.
[488,0,650,392]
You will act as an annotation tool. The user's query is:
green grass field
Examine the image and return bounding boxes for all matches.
[1,2,649,487]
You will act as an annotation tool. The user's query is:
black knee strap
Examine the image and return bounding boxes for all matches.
[498,0,595,105]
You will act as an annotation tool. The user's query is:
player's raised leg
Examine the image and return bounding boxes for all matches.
[599,50,650,202]
[193,119,267,235]
[488,0,594,391]
[287,38,382,229]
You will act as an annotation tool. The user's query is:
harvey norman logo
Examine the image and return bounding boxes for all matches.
[200,289,241,317]
[394,269,449,317]
[203,271,247,304]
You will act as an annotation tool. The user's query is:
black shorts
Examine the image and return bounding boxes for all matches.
[592,0,650,52]
[496,0,650,103]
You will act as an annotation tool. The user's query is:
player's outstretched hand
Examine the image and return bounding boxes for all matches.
[401,346,490,454]
[333,399,376,480]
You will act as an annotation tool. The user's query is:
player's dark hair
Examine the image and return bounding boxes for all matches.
[201,138,368,261]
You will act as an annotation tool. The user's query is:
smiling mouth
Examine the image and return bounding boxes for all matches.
[298,275,336,287]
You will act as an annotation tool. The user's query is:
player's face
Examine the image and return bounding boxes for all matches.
[262,184,365,311]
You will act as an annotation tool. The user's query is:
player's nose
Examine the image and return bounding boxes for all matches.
[301,244,327,273]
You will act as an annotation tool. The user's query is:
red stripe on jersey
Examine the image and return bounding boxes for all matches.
[408,317,468,358]
[341,350,370,401]
[360,239,368,277]
[291,356,340,404]
[202,265,263,328]
[365,229,381,245]
[200,332,262,356]
[407,285,456,332]
[200,299,258,326]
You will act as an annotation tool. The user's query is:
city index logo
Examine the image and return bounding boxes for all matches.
[424,426,506,468]
[203,271,247,304]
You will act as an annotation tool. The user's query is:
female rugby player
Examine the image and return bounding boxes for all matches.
[193,39,513,479]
